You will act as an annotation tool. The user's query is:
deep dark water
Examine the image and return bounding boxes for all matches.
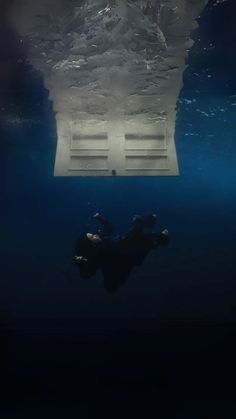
[1,1,236,417]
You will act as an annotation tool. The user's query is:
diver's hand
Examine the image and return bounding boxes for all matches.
[73,256,88,264]
[160,229,169,245]
[93,212,100,218]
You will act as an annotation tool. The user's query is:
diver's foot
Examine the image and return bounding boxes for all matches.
[73,256,88,265]
[162,229,168,235]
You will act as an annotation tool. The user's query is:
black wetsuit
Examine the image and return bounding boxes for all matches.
[74,215,169,290]
[74,233,116,279]
[101,231,169,292]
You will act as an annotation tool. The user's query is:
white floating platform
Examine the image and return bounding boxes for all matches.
[10,1,208,177]
[54,117,179,177]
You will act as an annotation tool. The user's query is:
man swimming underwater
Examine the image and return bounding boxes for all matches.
[73,213,169,292]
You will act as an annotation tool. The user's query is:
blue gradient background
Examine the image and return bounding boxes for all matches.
[1,1,236,417]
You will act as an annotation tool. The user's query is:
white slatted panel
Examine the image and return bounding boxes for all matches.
[54,117,179,176]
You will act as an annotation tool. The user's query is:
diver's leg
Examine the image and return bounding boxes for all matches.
[131,214,144,233]
[144,213,157,229]
[131,213,157,231]
[93,213,113,237]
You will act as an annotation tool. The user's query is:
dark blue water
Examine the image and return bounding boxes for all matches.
[1,1,236,417]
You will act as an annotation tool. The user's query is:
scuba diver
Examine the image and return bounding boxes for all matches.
[73,213,169,292]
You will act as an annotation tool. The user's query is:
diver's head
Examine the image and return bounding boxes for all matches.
[86,233,102,244]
